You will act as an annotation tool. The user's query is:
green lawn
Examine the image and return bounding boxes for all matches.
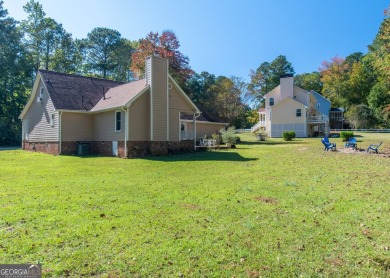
[1,133,389,277]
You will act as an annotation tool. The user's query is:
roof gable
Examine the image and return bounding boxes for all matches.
[310,90,330,104]
[19,73,43,119]
[169,75,199,112]
[264,85,280,98]
[272,97,307,109]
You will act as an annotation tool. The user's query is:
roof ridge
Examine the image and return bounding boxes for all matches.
[38,70,125,84]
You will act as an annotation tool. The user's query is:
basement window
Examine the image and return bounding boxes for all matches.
[115,111,121,132]
[296,109,302,117]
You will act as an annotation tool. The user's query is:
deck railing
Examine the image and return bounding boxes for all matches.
[331,129,390,133]
[307,114,329,123]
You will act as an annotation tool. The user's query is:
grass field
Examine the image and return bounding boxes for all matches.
[0,133,389,277]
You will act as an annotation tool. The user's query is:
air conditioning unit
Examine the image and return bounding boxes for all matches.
[37,96,43,103]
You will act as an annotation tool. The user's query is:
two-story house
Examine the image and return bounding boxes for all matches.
[251,75,336,138]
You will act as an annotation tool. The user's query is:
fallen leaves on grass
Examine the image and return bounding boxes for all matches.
[180,204,202,210]
[255,196,278,204]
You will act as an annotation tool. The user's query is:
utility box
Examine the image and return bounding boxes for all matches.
[77,142,90,156]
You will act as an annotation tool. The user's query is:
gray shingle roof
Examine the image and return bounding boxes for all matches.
[39,70,124,111]
[91,79,147,112]
[180,105,225,123]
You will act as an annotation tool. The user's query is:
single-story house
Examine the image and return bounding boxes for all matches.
[19,54,227,157]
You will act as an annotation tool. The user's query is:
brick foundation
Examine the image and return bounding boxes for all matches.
[23,141,59,155]
[90,141,114,157]
[126,140,194,158]
[23,140,195,158]
[61,141,78,155]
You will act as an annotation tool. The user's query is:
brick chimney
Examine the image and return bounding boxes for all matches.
[280,74,294,99]
[145,54,169,141]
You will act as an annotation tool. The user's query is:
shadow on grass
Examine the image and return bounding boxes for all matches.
[69,150,257,162]
[0,146,20,151]
[146,151,258,162]
[239,140,305,146]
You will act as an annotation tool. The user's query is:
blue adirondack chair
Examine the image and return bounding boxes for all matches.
[345,137,357,149]
[366,142,382,153]
[321,138,336,151]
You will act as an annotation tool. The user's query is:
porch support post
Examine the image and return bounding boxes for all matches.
[193,115,196,150]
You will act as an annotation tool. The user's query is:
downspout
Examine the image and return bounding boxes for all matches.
[193,112,201,150]
[121,107,128,158]
[58,111,62,154]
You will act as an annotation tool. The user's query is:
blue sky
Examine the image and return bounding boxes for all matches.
[2,0,389,80]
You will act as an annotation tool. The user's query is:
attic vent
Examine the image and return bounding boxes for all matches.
[37,87,44,102]
[168,83,172,90]
[153,50,160,57]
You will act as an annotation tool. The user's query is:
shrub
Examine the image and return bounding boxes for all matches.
[340,131,354,141]
[256,131,267,141]
[282,131,295,141]
[220,127,237,146]
[211,133,221,146]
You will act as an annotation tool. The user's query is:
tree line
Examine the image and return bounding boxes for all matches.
[1,0,389,145]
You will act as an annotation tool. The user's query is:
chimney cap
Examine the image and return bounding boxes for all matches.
[280,74,293,78]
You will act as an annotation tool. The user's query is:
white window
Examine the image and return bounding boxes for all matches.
[316,102,320,109]
[296,109,302,117]
[50,114,55,127]
[115,111,121,132]
[269,98,274,106]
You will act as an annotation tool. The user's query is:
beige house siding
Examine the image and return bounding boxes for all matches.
[271,99,306,137]
[128,91,150,141]
[151,57,168,141]
[61,113,93,141]
[187,122,226,138]
[24,78,58,142]
[272,99,306,124]
[293,86,308,105]
[93,110,125,141]
[169,85,195,141]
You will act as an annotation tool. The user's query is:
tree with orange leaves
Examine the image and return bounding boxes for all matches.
[130,31,193,87]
